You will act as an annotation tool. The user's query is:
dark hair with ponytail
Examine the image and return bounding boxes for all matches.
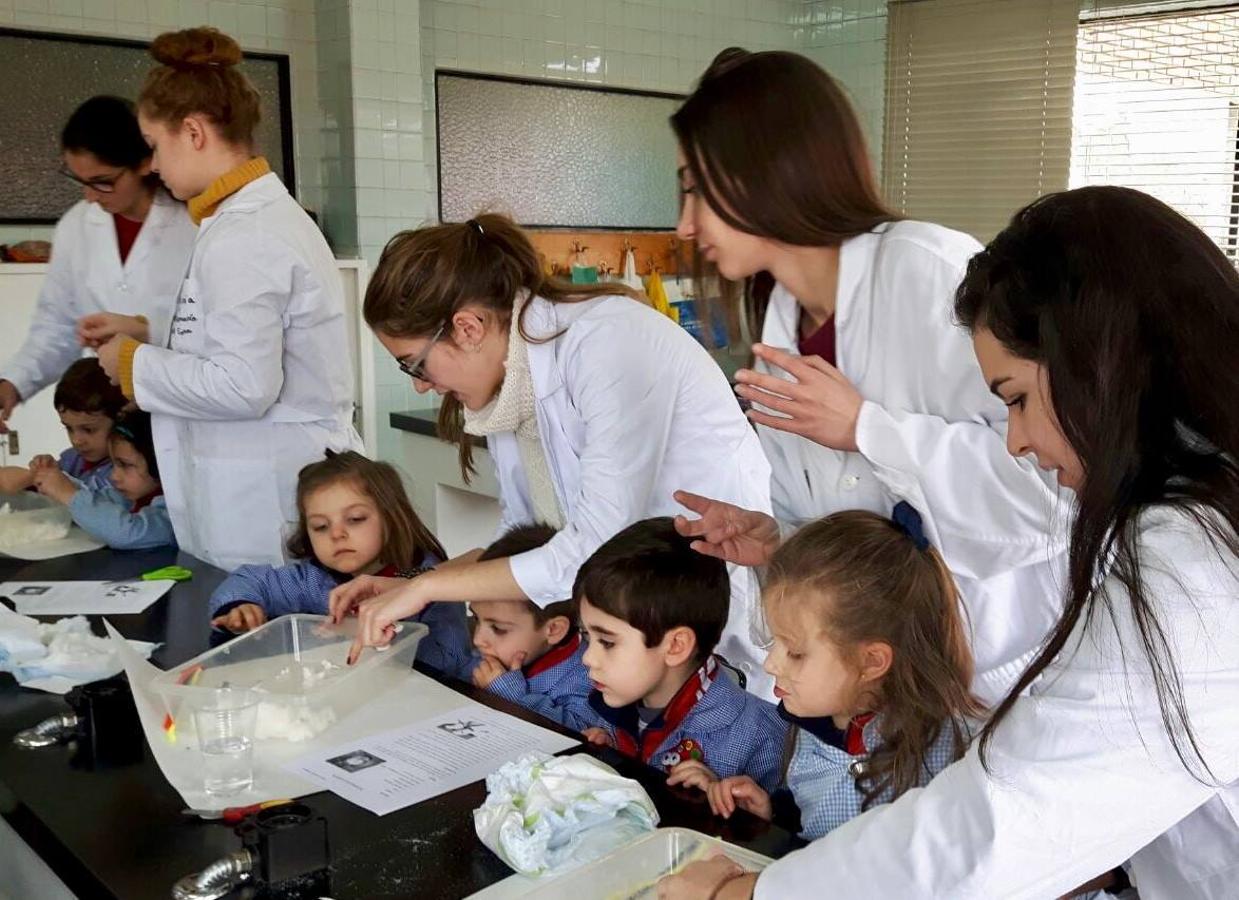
[363,213,642,481]
[110,409,159,481]
[61,95,153,170]
[954,185,1239,781]
[765,510,982,809]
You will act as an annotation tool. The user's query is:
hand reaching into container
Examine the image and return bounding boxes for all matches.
[211,603,268,633]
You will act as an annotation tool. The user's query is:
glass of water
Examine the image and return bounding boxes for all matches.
[192,687,259,796]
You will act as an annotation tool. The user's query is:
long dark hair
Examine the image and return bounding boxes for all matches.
[671,48,898,342]
[765,512,981,808]
[110,409,159,481]
[954,186,1239,779]
[62,96,152,170]
[363,213,641,481]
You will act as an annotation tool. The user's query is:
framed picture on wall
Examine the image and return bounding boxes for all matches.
[436,70,683,230]
[0,27,295,224]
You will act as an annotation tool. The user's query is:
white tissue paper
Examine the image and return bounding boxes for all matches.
[0,606,157,693]
[474,752,659,877]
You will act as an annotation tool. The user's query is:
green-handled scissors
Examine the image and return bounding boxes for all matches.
[141,565,193,582]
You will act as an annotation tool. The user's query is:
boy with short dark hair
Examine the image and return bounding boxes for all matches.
[0,358,127,494]
[31,408,174,549]
[470,524,606,733]
[575,517,786,791]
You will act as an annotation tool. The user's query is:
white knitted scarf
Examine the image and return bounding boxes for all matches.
[462,297,565,528]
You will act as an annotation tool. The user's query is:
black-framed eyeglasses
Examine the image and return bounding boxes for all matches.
[397,322,447,382]
[59,163,126,194]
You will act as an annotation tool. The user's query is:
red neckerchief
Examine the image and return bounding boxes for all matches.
[613,657,719,763]
[525,632,580,679]
[375,564,399,577]
[80,456,106,472]
[845,712,875,756]
[129,488,163,513]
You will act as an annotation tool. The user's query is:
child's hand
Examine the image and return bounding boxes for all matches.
[471,652,525,689]
[706,775,773,821]
[31,467,77,505]
[582,727,614,748]
[0,466,34,494]
[210,603,268,633]
[78,312,149,348]
[28,454,58,472]
[666,758,720,793]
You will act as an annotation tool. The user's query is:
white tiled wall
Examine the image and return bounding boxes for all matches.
[0,0,893,464]
[0,0,323,244]
[368,0,891,446]
[799,0,888,172]
[417,0,889,227]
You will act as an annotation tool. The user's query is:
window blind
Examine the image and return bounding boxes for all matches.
[883,0,1079,242]
[1072,5,1239,262]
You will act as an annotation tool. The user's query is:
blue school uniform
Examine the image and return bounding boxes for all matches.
[780,706,965,839]
[209,557,474,679]
[482,634,607,732]
[59,448,113,491]
[590,656,787,792]
[67,486,175,550]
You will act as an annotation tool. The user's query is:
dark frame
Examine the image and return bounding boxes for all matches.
[434,69,685,231]
[0,26,296,225]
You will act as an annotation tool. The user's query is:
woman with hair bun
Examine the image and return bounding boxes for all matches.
[0,95,195,431]
[94,27,361,571]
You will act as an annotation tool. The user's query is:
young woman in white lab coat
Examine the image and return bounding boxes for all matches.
[94,28,360,571]
[329,213,774,690]
[0,95,195,428]
[660,186,1239,900]
[669,49,1066,706]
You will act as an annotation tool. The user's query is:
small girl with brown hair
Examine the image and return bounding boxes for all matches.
[674,503,981,839]
[209,452,472,679]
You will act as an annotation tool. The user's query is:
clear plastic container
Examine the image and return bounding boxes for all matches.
[534,828,773,899]
[150,614,427,743]
[0,492,72,549]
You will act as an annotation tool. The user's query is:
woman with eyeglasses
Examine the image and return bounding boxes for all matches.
[328,213,775,694]
[0,95,195,432]
[88,27,360,571]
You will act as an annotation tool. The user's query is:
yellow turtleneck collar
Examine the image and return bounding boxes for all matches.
[187,156,271,225]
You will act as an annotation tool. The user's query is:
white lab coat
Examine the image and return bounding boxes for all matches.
[756,220,1069,706]
[487,294,776,695]
[755,505,1239,898]
[130,173,361,572]
[0,191,195,400]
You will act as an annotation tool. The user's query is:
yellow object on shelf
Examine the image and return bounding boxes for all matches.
[645,272,675,320]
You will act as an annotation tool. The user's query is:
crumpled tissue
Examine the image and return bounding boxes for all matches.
[0,607,157,693]
[474,751,659,877]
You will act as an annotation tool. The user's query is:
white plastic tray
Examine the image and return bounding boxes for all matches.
[469,827,773,900]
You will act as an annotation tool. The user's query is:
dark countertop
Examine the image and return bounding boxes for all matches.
[389,408,487,448]
[0,547,799,900]
[390,408,440,438]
